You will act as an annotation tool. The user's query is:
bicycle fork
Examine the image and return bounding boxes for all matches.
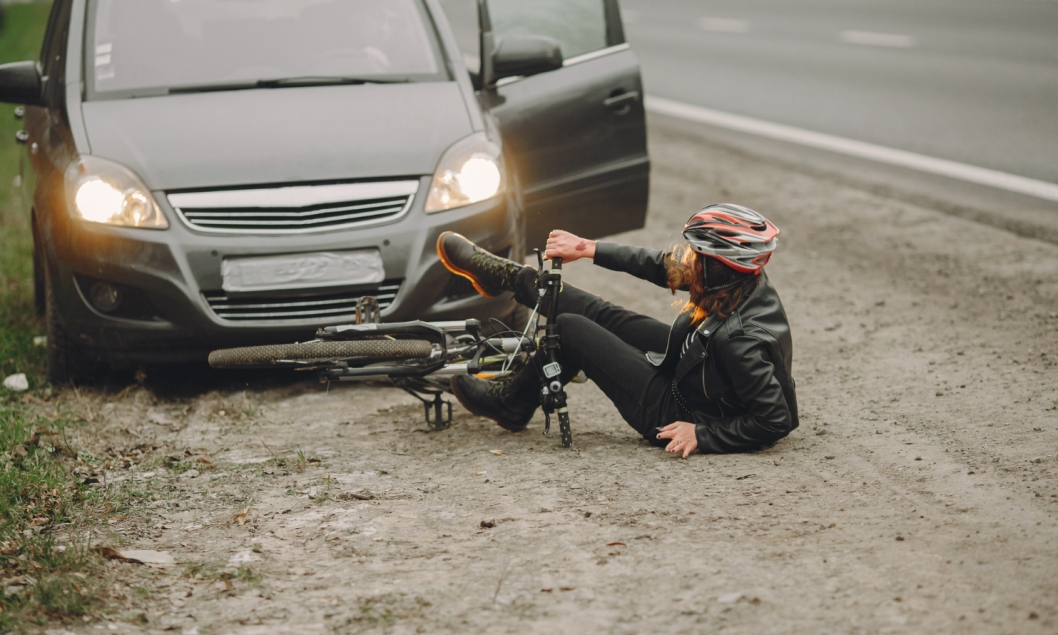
[535,252,573,448]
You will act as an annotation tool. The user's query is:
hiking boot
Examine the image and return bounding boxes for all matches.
[451,374,537,432]
[437,231,523,298]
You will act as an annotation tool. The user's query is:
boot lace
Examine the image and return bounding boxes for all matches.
[484,376,515,398]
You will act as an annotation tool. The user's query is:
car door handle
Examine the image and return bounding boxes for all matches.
[15,130,28,144]
[603,90,640,113]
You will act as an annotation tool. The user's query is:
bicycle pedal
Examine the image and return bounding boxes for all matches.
[423,395,453,431]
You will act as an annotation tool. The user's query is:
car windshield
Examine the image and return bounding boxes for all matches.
[86,0,447,99]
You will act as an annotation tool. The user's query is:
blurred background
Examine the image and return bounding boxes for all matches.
[622,0,1058,183]
[0,0,51,385]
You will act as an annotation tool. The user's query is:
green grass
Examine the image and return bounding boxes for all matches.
[0,3,110,631]
[0,0,50,386]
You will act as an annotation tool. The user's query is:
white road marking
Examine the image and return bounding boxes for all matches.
[840,30,916,48]
[699,17,751,34]
[645,96,1058,203]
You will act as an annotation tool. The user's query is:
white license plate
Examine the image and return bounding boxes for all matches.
[221,250,385,294]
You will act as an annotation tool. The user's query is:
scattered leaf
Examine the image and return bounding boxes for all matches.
[97,547,175,566]
[340,490,374,501]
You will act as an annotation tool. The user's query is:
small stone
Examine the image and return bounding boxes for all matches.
[915,457,922,461]
[895,536,905,541]
[824,456,835,460]
[33,336,46,347]
[182,469,200,479]
[480,520,495,529]
[2,373,28,392]
[491,450,503,456]
[147,408,175,426]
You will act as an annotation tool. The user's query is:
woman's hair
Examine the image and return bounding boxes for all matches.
[665,245,758,326]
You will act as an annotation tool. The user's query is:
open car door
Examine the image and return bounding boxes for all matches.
[440,0,650,249]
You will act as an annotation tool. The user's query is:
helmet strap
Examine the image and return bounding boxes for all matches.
[701,255,751,292]
[703,276,750,293]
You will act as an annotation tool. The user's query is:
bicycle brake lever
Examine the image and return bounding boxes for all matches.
[535,248,544,269]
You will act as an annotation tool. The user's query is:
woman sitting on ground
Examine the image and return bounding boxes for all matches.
[436,204,798,457]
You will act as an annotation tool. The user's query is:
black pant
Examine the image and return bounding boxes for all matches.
[513,278,681,443]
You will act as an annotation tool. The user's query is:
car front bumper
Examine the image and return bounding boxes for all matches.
[46,177,520,364]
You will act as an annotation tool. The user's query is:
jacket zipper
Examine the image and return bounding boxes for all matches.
[648,317,680,367]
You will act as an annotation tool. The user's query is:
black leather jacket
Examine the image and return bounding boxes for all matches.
[594,242,799,454]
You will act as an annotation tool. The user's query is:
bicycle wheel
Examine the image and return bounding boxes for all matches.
[208,338,433,369]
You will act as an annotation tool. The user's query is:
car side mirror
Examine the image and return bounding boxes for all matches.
[492,35,563,83]
[0,61,45,106]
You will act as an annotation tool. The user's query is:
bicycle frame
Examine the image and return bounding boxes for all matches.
[308,318,531,430]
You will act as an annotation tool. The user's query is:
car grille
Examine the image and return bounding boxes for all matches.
[168,181,419,234]
[203,281,401,322]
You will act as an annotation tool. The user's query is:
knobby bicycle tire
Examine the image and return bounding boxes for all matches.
[208,338,434,369]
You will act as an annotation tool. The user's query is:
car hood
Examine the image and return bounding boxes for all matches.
[81,82,473,191]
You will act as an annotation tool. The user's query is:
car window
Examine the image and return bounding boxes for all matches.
[40,0,72,105]
[86,0,448,99]
[39,0,68,73]
[437,0,480,75]
[487,0,608,60]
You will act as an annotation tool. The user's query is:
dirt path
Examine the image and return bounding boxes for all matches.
[45,119,1057,635]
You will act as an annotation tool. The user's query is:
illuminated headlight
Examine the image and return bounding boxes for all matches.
[424,133,505,213]
[64,156,168,229]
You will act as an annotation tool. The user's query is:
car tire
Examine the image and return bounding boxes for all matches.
[45,265,88,385]
[32,217,45,317]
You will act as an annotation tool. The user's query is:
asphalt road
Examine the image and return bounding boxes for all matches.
[621,0,1058,184]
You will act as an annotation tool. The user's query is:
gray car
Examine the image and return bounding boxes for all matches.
[1,0,649,383]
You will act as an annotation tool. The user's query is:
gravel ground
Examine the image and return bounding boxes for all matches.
[42,119,1057,635]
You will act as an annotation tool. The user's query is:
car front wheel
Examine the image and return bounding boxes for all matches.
[45,266,88,385]
[32,217,44,318]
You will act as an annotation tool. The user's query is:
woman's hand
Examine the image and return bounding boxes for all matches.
[657,421,699,459]
[545,230,596,263]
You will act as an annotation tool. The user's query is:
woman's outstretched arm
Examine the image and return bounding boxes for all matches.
[546,230,671,289]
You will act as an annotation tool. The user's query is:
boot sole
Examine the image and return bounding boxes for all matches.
[449,376,529,432]
[435,232,498,299]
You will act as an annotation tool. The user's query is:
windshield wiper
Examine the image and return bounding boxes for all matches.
[169,76,409,95]
[261,76,409,87]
